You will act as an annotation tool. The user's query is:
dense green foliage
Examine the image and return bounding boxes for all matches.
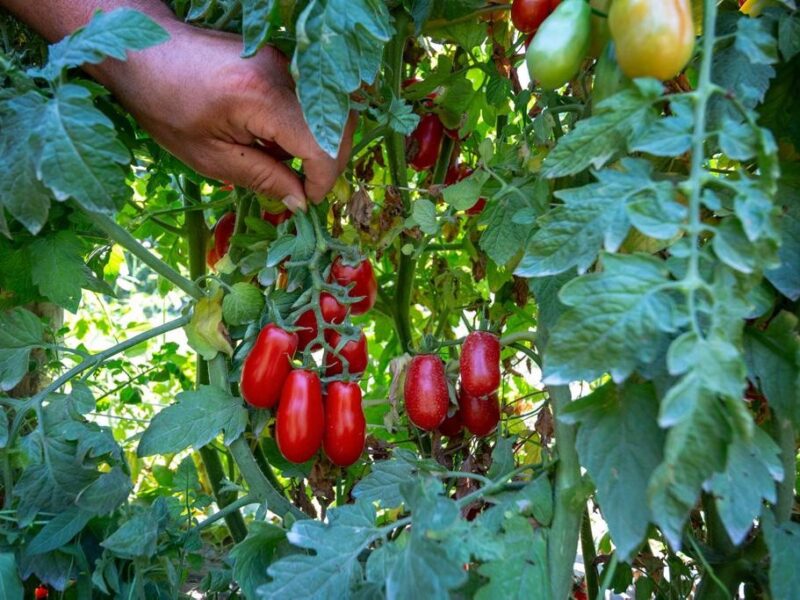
[0,0,799,598]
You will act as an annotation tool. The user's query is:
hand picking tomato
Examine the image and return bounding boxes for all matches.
[460,331,501,398]
[261,207,291,227]
[323,381,366,467]
[295,292,347,351]
[438,409,464,437]
[609,0,694,80]
[240,324,298,409]
[213,212,237,258]
[511,0,556,34]
[324,330,368,377]
[526,0,591,90]
[276,370,324,463]
[459,389,500,437]
[405,354,450,430]
[407,113,445,171]
[330,257,377,315]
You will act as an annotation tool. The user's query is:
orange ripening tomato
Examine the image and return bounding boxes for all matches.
[608,0,695,80]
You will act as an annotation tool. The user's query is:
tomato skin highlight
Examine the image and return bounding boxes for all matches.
[438,409,464,437]
[240,324,298,409]
[330,257,377,315]
[213,212,237,258]
[459,389,500,437]
[460,331,501,398]
[324,330,368,377]
[526,0,591,90]
[609,0,695,80]
[511,0,555,34]
[295,293,347,351]
[323,381,366,467]
[405,354,450,430]
[276,370,324,463]
[407,113,445,171]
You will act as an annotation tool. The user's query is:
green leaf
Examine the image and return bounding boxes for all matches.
[36,8,170,79]
[543,253,679,384]
[241,0,277,58]
[486,436,515,480]
[27,506,93,556]
[476,518,549,600]
[763,513,800,600]
[0,553,23,600]
[137,385,247,456]
[34,84,130,213]
[516,160,684,277]
[743,312,800,427]
[735,17,779,65]
[766,179,800,300]
[223,282,265,326]
[291,0,393,157]
[410,199,439,235]
[230,521,286,600]
[707,427,783,545]
[541,80,661,178]
[712,217,777,275]
[260,502,378,599]
[75,466,132,515]
[648,391,732,549]
[0,92,52,234]
[479,190,531,266]
[0,307,45,392]
[442,169,489,211]
[352,450,443,508]
[560,382,664,560]
[30,231,89,312]
[629,96,693,156]
[101,508,160,559]
[778,13,800,60]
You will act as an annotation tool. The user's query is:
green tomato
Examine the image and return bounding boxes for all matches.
[526,0,591,91]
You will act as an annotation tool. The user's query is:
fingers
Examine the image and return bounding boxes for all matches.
[203,141,308,212]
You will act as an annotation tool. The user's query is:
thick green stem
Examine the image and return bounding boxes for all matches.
[84,211,203,299]
[771,415,796,523]
[581,506,599,600]
[184,184,248,542]
[548,384,583,600]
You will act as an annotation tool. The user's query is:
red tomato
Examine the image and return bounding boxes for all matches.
[511,0,556,33]
[445,163,474,185]
[459,389,500,437]
[405,355,450,430]
[330,257,377,315]
[213,212,237,258]
[35,586,49,599]
[438,409,463,437]
[466,198,487,215]
[323,381,366,467]
[206,245,221,270]
[220,181,234,192]
[324,330,368,377]
[240,324,298,409]
[276,370,324,463]
[407,113,445,171]
[460,331,501,398]
[261,207,291,227]
[295,293,347,351]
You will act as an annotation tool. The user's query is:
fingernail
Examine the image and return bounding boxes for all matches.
[282,195,306,213]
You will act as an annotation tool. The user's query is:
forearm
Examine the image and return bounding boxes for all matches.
[1,0,178,42]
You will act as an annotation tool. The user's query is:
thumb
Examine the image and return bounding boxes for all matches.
[209,142,308,212]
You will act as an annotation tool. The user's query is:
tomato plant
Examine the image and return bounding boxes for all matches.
[0,1,798,599]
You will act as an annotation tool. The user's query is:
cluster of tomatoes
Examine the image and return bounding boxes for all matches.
[513,0,694,89]
[404,79,486,215]
[238,256,377,467]
[405,331,502,439]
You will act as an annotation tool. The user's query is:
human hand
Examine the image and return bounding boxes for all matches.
[95,21,353,212]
